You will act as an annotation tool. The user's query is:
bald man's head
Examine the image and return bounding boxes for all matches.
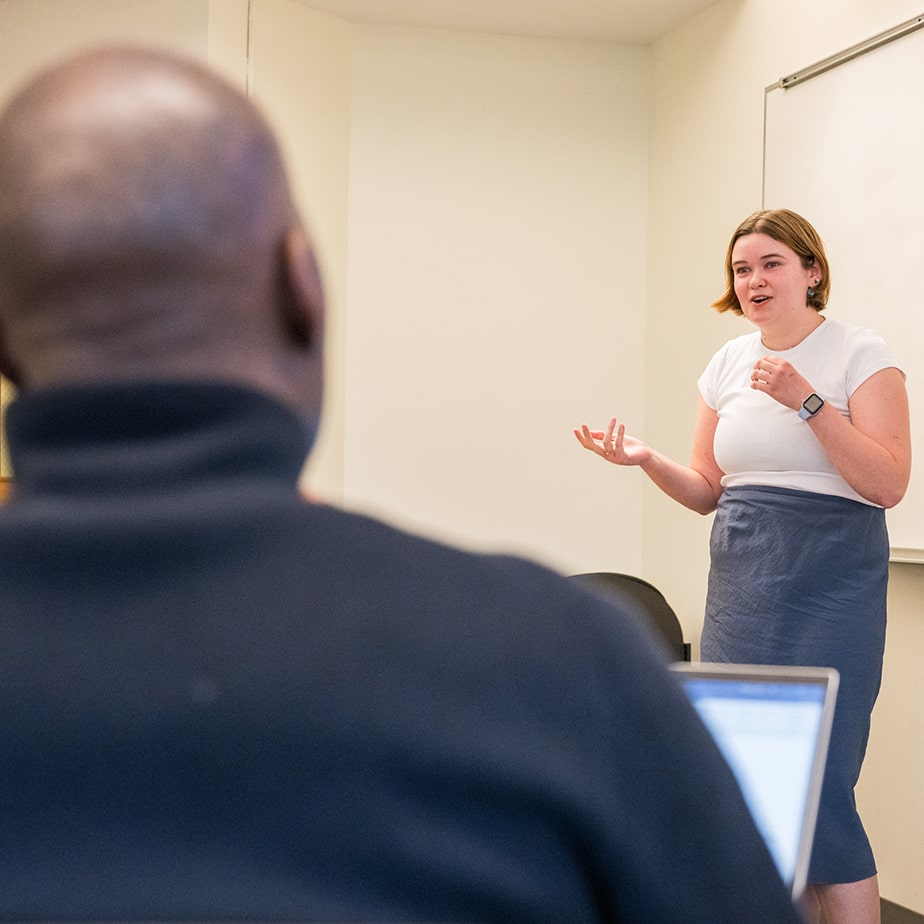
[0,46,323,414]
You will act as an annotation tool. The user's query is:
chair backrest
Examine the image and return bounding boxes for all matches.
[569,572,691,661]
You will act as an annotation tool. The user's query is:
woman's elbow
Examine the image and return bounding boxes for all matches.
[686,491,720,516]
[878,486,908,509]
[864,474,910,509]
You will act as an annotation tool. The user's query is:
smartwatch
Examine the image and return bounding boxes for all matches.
[798,393,825,420]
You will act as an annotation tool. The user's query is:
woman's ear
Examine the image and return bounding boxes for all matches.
[279,226,324,350]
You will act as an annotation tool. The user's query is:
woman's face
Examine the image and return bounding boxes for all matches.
[731,232,818,327]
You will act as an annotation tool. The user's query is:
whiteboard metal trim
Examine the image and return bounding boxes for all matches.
[771,13,924,91]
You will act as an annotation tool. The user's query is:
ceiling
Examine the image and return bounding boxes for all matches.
[300,0,719,45]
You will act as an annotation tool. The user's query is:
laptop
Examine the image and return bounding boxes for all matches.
[670,662,839,900]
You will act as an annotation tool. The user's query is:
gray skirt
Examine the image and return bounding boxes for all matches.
[702,485,888,885]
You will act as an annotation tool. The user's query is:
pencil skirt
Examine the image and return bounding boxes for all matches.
[701,485,888,885]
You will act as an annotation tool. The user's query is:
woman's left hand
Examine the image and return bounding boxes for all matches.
[751,355,813,411]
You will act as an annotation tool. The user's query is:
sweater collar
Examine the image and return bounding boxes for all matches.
[4,380,314,497]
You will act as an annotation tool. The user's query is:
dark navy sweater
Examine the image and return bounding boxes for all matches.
[0,381,800,923]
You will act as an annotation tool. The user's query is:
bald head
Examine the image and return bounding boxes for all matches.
[0,46,323,415]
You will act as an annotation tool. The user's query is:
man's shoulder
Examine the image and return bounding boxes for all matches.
[307,501,580,593]
[302,501,656,656]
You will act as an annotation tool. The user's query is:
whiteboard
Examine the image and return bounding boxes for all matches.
[763,25,924,560]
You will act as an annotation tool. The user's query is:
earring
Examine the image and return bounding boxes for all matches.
[807,286,816,299]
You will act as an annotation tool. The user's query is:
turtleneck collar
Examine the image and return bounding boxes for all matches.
[4,380,315,498]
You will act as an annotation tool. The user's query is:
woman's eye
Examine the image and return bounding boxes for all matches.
[735,266,750,275]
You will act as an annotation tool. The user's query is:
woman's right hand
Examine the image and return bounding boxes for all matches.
[573,417,652,466]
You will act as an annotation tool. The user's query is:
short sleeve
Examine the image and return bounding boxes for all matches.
[697,350,722,409]
[844,326,904,397]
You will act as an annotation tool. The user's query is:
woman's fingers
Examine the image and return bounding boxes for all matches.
[574,424,609,456]
[574,420,627,461]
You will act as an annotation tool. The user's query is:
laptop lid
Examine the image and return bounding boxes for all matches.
[670,662,838,900]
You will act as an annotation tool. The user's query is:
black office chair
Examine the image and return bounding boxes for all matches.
[569,572,692,661]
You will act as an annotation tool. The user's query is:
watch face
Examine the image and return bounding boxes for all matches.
[803,394,824,415]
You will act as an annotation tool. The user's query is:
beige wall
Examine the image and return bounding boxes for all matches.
[0,0,208,81]
[647,0,924,910]
[339,26,649,570]
[0,0,921,911]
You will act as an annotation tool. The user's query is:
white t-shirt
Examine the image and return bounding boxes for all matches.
[697,316,902,506]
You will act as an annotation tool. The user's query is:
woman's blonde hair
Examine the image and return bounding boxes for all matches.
[711,208,830,315]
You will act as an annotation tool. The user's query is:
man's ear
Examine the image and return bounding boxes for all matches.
[279,226,324,350]
[0,322,23,388]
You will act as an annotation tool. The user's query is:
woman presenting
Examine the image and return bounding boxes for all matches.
[575,209,911,924]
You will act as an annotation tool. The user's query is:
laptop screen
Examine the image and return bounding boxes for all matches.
[670,663,838,899]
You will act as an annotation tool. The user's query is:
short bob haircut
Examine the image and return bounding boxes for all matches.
[711,208,831,315]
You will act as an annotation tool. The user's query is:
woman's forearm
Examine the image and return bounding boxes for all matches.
[640,450,723,515]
